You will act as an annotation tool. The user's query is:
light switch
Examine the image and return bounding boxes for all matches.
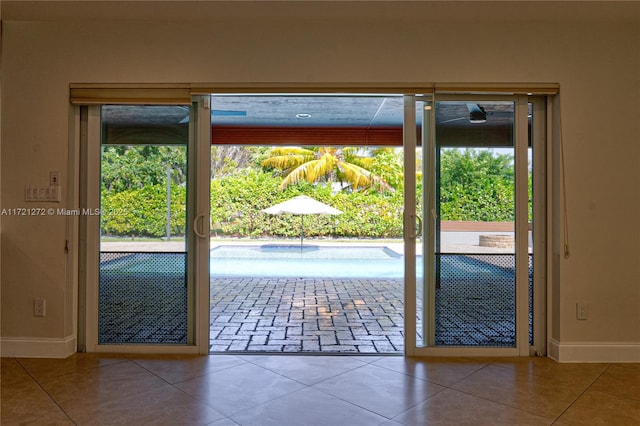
[24,185,61,202]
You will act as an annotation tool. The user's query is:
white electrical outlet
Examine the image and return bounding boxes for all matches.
[50,171,60,186]
[576,301,587,320]
[34,298,46,317]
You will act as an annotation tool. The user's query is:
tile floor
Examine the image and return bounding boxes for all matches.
[2,353,639,425]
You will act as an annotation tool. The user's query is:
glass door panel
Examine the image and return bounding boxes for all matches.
[436,100,516,347]
[208,94,406,354]
[414,98,528,350]
[98,105,191,345]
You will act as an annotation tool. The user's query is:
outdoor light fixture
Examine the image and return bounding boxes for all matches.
[466,103,487,123]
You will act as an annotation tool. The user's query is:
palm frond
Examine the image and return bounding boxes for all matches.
[261,154,312,170]
[268,147,315,156]
[351,156,375,169]
[338,161,373,190]
[339,161,394,192]
[370,175,395,192]
[280,156,333,189]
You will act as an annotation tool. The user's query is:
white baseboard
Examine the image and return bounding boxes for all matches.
[1,335,77,358]
[548,339,640,363]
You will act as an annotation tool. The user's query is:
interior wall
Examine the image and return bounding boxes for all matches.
[1,2,639,359]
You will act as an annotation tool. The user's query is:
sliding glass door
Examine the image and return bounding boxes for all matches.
[82,98,210,353]
[406,95,545,356]
[78,90,544,357]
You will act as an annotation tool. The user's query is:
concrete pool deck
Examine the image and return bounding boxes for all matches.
[101,231,527,254]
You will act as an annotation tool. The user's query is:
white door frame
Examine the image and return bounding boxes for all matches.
[76,89,545,357]
[80,97,211,354]
[404,94,545,357]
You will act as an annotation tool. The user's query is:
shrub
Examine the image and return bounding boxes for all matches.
[210,170,404,239]
[101,184,186,238]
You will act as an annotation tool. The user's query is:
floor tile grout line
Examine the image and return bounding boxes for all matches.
[389,385,452,424]
[128,358,197,387]
[134,360,296,421]
[223,378,315,421]
[15,356,130,382]
[369,358,495,388]
[441,385,558,423]
[307,373,454,423]
[366,359,564,420]
[447,360,613,423]
[14,358,79,426]
[238,355,371,387]
[445,360,497,387]
[151,358,319,418]
[364,360,444,386]
[486,358,612,382]
[54,358,222,415]
[128,356,250,387]
[222,361,422,423]
[306,384,403,422]
[549,362,612,424]
[225,379,400,425]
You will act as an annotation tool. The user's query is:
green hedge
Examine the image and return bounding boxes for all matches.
[210,170,404,238]
[100,168,519,239]
[101,184,186,238]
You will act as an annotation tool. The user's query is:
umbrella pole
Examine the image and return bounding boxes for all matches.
[300,214,304,249]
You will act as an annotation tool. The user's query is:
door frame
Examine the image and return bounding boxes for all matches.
[79,97,211,354]
[404,93,547,357]
[75,87,548,357]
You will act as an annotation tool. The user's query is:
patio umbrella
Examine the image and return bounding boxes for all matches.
[262,195,342,247]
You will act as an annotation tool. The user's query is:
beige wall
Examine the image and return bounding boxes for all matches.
[2,1,639,360]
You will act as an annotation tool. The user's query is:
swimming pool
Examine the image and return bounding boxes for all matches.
[210,244,410,278]
[99,246,517,281]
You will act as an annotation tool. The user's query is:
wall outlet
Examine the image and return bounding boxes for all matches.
[50,171,60,186]
[576,301,587,320]
[34,298,46,317]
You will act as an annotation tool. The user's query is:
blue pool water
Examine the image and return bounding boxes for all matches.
[210,244,412,278]
[99,247,518,281]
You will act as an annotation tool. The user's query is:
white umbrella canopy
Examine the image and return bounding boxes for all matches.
[262,195,342,247]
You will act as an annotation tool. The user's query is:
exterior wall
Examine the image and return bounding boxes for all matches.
[1,2,639,360]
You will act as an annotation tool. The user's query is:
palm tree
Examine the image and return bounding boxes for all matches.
[261,147,393,191]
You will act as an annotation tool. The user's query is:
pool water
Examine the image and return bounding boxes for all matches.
[210,245,410,278]
[98,246,518,281]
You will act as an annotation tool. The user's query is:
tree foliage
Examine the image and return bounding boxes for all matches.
[439,148,515,221]
[210,146,268,178]
[99,145,527,239]
[261,147,394,192]
[100,145,187,237]
[101,145,187,192]
[210,170,403,238]
[101,184,186,237]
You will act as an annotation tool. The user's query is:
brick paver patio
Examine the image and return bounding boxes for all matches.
[97,247,524,352]
[209,254,523,353]
[210,277,405,353]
